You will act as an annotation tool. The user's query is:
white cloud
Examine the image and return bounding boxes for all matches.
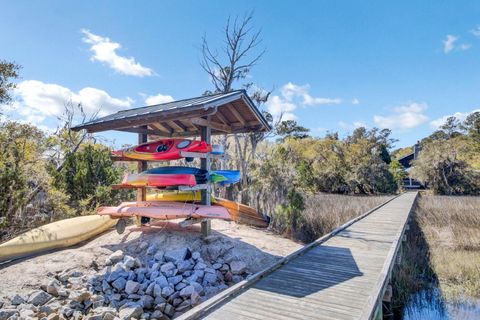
[374,102,429,130]
[5,80,133,127]
[471,26,480,38]
[443,35,458,53]
[266,82,341,121]
[265,95,297,121]
[338,121,367,130]
[81,29,154,77]
[352,98,360,105]
[144,93,174,105]
[442,34,471,54]
[430,109,480,128]
[281,82,341,106]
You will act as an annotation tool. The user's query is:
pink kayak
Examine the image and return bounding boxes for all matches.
[98,201,231,220]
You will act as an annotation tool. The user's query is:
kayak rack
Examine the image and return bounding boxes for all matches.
[179,151,230,160]
[71,90,272,237]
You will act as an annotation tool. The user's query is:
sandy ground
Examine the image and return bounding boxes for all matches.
[0,220,301,300]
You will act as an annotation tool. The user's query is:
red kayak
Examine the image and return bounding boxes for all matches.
[112,139,212,161]
[115,173,196,188]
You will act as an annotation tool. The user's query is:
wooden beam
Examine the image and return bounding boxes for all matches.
[118,127,166,136]
[149,123,172,135]
[191,118,232,133]
[227,104,246,125]
[179,119,198,132]
[166,120,185,133]
[215,111,229,125]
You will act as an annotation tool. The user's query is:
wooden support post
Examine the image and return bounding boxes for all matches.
[136,128,148,226]
[200,120,212,237]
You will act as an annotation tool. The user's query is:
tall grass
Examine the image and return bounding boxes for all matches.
[392,195,480,311]
[272,194,391,243]
[416,196,480,300]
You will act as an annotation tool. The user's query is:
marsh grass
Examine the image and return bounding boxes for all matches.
[276,194,391,243]
[392,194,480,313]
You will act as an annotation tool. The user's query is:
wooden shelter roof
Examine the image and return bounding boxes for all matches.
[71,90,271,137]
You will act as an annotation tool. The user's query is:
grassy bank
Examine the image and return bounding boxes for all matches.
[272,194,392,243]
[392,194,480,311]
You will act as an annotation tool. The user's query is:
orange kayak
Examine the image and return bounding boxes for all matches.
[98,201,231,220]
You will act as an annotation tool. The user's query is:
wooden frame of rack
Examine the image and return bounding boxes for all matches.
[71,90,271,237]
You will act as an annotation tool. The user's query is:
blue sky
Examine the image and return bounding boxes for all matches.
[1,1,480,148]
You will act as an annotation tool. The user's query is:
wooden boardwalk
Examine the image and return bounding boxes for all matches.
[179,192,418,320]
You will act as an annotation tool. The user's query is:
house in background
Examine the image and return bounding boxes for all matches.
[398,143,425,189]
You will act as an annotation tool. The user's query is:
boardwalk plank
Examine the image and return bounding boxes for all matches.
[178,192,417,320]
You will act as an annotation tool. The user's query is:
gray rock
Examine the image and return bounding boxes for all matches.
[203,273,217,285]
[112,277,127,291]
[150,310,163,319]
[123,256,136,269]
[194,262,206,270]
[229,260,247,275]
[193,269,204,278]
[139,241,149,252]
[161,286,174,298]
[70,290,91,302]
[150,262,161,272]
[107,250,124,265]
[175,299,191,312]
[140,295,154,309]
[155,276,169,288]
[172,298,182,307]
[153,284,162,298]
[232,275,243,283]
[0,309,18,320]
[106,271,122,283]
[191,251,201,260]
[212,263,222,270]
[224,271,233,282]
[175,283,187,291]
[220,264,230,272]
[125,280,140,294]
[154,296,165,305]
[102,280,111,292]
[10,294,25,306]
[146,245,157,256]
[176,260,193,273]
[163,304,174,317]
[119,305,143,320]
[191,291,201,305]
[145,283,155,296]
[164,248,190,263]
[191,282,204,295]
[27,290,52,306]
[85,315,103,320]
[179,285,195,298]
[159,262,175,274]
[153,251,164,262]
[20,308,36,319]
[167,275,183,286]
[204,267,216,274]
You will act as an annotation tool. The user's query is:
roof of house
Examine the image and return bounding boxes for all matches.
[71,90,271,137]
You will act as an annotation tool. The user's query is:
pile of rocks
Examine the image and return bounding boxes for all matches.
[0,245,249,320]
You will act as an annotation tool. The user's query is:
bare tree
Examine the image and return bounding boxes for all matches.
[200,12,271,202]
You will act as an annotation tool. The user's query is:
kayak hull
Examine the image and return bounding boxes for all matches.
[121,173,196,188]
[145,192,268,227]
[98,201,231,220]
[0,215,116,262]
[112,139,212,161]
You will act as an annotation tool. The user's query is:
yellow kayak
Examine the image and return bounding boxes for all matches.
[0,215,116,262]
[147,191,215,202]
